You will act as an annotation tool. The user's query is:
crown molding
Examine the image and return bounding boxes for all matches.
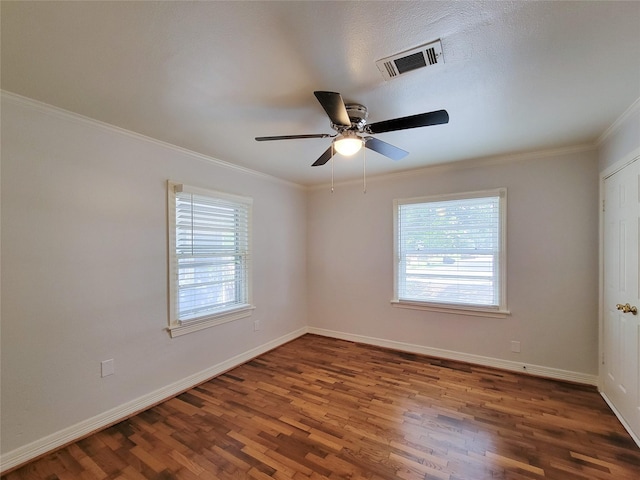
[308,143,597,192]
[1,90,305,191]
[597,96,640,146]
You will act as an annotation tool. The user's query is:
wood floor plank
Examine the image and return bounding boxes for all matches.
[3,334,640,479]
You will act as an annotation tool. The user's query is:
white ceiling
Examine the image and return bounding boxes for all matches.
[2,1,640,186]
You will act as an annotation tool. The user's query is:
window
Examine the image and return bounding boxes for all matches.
[168,182,253,337]
[393,189,508,317]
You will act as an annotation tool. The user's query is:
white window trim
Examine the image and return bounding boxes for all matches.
[390,300,510,318]
[167,305,255,338]
[167,181,254,338]
[392,188,509,318]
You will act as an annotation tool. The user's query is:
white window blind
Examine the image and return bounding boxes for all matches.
[169,183,252,330]
[394,189,507,313]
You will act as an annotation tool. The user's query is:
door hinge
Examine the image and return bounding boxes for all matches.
[602,199,605,212]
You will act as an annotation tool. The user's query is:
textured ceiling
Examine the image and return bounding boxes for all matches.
[2,1,640,185]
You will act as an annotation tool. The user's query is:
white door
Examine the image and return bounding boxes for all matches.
[603,157,640,439]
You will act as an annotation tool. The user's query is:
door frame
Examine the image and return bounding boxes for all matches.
[598,146,640,447]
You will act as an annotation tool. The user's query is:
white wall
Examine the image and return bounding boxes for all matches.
[307,148,600,377]
[0,93,307,457]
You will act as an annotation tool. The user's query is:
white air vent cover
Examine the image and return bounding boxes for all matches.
[376,39,444,81]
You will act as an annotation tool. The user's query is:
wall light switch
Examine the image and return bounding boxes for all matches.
[101,359,114,377]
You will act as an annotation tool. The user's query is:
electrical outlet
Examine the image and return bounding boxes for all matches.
[510,341,521,353]
[101,359,114,377]
[253,319,260,331]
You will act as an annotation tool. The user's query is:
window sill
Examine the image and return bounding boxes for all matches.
[168,305,255,338]
[390,300,510,318]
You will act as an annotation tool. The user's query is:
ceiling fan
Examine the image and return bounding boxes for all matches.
[255,91,449,167]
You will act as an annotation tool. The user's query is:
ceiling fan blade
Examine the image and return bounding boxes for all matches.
[314,91,351,127]
[255,133,333,141]
[367,109,449,134]
[311,146,335,167]
[364,137,409,161]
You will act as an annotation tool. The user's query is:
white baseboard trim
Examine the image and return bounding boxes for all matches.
[599,391,640,448]
[0,327,308,474]
[307,327,599,386]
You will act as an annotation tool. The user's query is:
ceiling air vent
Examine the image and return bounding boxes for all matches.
[376,39,444,81]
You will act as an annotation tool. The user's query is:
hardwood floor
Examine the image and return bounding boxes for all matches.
[3,334,640,479]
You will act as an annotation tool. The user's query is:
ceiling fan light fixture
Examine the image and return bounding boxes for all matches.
[333,134,364,156]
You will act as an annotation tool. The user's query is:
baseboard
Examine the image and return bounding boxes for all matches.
[307,327,599,386]
[0,327,308,474]
[600,391,640,448]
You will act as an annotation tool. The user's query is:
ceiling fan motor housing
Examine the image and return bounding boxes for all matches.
[332,103,368,132]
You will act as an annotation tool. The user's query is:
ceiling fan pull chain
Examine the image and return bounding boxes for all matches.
[331,143,335,193]
[363,147,367,194]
